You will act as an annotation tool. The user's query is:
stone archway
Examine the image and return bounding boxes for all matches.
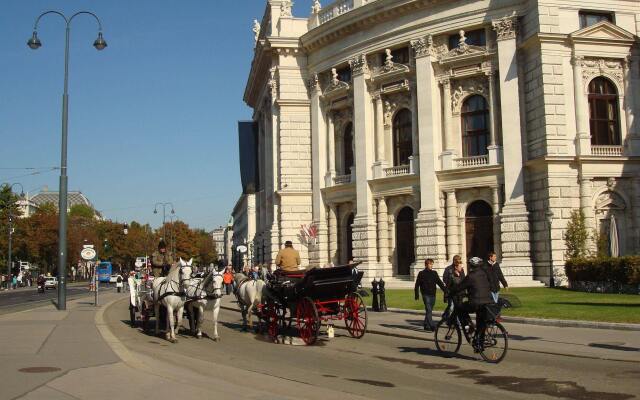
[395,207,415,276]
[465,200,494,260]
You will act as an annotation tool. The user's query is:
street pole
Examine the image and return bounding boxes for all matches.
[154,202,175,242]
[4,183,24,287]
[27,11,107,311]
[546,210,555,288]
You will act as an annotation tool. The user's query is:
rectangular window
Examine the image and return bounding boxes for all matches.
[579,11,614,29]
[336,66,351,83]
[448,28,486,50]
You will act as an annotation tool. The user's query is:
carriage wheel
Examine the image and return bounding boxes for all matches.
[344,293,367,338]
[296,297,320,345]
[141,303,150,332]
[266,301,280,340]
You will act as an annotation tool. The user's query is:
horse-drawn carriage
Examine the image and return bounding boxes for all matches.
[129,276,157,331]
[259,263,368,345]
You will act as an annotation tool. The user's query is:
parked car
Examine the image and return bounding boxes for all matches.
[109,274,119,284]
[44,277,58,290]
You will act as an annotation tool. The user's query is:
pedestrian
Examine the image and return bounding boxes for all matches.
[223,266,234,295]
[116,275,123,293]
[414,258,446,331]
[484,251,508,303]
[444,259,466,318]
[274,241,301,273]
[12,275,18,290]
[442,255,464,317]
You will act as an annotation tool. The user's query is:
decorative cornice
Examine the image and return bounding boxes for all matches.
[492,13,518,41]
[581,58,624,92]
[267,67,278,100]
[451,76,489,114]
[349,54,369,76]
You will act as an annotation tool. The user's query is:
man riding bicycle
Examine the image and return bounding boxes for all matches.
[450,256,494,351]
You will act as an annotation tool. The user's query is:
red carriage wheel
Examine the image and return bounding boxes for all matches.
[296,297,320,345]
[266,301,280,340]
[344,293,367,338]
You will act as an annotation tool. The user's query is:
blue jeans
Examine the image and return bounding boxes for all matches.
[422,295,436,330]
[491,292,499,303]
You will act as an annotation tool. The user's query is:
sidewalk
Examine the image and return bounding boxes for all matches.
[218,296,640,363]
[0,292,367,400]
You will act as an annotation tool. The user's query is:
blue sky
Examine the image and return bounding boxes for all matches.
[0,0,314,231]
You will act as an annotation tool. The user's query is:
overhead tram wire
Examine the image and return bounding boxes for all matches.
[0,167,59,182]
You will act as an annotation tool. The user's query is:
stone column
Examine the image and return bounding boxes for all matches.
[349,54,380,278]
[631,178,640,254]
[373,93,387,178]
[410,83,419,174]
[623,57,639,155]
[572,55,591,156]
[326,111,336,186]
[487,70,502,165]
[440,77,455,169]
[309,74,327,268]
[376,198,390,272]
[492,14,533,277]
[328,204,338,264]
[491,186,502,259]
[445,190,460,260]
[412,36,447,270]
[579,176,594,248]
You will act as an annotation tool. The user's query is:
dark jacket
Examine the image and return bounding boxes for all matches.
[484,261,508,292]
[443,265,465,301]
[414,269,446,298]
[453,267,493,306]
[446,270,466,305]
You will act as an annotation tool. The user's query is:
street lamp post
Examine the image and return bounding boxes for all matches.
[546,210,555,288]
[27,10,107,310]
[4,183,25,286]
[153,202,175,241]
[168,215,178,256]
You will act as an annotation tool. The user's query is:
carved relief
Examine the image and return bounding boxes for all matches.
[349,54,369,76]
[332,108,353,135]
[581,58,625,93]
[323,68,350,96]
[440,30,488,60]
[280,1,292,17]
[267,67,278,100]
[410,36,432,59]
[307,73,320,94]
[595,190,626,214]
[383,92,412,127]
[492,13,518,41]
[451,76,489,114]
[252,19,261,43]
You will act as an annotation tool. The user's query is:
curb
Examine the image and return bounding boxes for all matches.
[380,307,640,332]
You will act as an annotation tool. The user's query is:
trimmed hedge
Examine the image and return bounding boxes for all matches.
[565,256,640,285]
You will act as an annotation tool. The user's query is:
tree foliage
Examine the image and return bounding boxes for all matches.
[564,209,589,260]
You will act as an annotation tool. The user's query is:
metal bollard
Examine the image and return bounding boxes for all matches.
[378,278,387,312]
[371,279,380,312]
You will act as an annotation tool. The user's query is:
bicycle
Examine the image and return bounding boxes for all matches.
[434,299,509,363]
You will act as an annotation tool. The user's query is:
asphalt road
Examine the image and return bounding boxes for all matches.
[0,283,114,314]
[105,298,639,400]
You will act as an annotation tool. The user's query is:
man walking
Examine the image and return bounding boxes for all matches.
[414,259,446,331]
[485,251,508,303]
[275,241,301,273]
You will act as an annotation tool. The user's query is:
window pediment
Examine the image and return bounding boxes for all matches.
[570,21,635,43]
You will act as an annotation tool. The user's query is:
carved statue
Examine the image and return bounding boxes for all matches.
[331,68,339,86]
[384,49,394,69]
[252,19,261,42]
[311,0,322,14]
[458,30,467,47]
[281,1,293,18]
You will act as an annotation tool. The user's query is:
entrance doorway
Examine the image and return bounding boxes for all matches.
[465,200,494,260]
[396,207,415,276]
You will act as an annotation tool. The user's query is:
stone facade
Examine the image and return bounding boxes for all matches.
[243,0,640,286]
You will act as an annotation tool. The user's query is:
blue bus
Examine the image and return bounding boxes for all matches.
[97,262,112,283]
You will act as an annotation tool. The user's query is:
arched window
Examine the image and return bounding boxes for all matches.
[588,77,621,146]
[393,109,413,166]
[343,122,354,175]
[465,200,494,260]
[461,95,489,157]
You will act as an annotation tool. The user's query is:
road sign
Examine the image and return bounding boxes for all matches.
[134,260,143,268]
[236,245,247,253]
[81,247,97,261]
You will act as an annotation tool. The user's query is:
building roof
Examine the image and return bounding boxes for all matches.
[30,191,93,210]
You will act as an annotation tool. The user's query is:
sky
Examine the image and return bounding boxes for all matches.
[0,0,314,231]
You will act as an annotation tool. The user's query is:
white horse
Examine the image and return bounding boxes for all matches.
[153,258,193,343]
[234,273,265,331]
[185,270,224,340]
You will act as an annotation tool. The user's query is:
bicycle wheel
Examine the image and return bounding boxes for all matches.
[435,318,462,354]
[479,322,508,363]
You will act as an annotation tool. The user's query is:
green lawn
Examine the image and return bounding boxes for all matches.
[365,287,640,324]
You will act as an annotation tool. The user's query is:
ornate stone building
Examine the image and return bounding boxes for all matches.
[242,0,640,285]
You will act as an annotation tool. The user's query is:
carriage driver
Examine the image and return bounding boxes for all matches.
[151,239,174,277]
[275,241,301,273]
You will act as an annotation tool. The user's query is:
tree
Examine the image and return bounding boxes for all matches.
[69,204,95,219]
[194,229,217,267]
[564,209,589,260]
